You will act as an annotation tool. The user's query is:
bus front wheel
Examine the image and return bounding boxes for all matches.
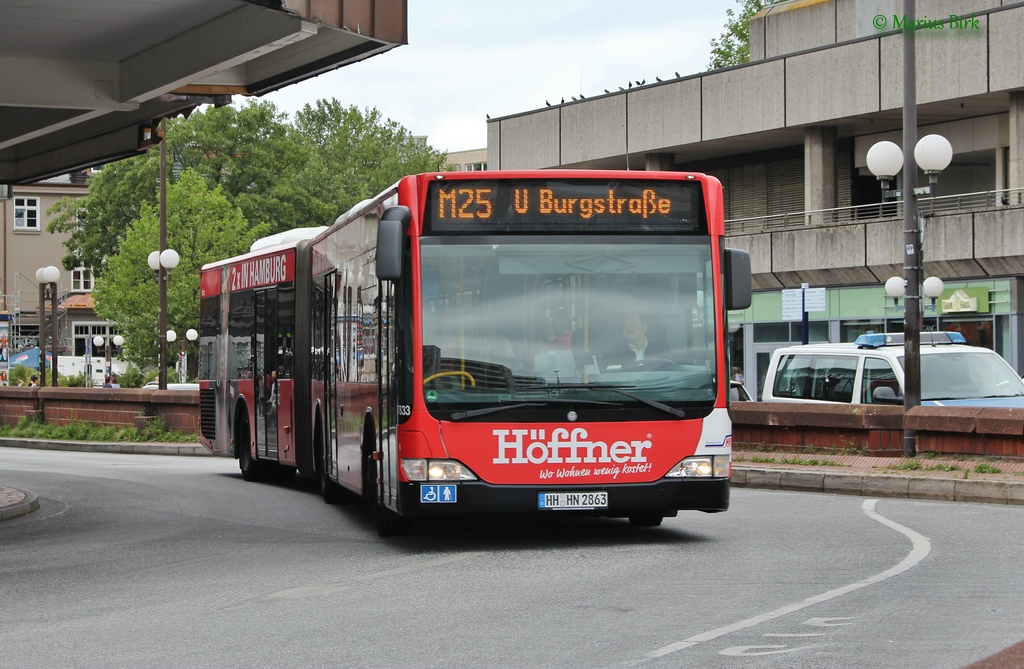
[237,413,266,482]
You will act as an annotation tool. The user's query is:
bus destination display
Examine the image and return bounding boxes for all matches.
[425,178,705,233]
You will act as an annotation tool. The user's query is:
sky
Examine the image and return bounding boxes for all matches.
[263,0,738,153]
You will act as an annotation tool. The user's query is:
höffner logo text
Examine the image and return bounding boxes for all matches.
[492,428,652,465]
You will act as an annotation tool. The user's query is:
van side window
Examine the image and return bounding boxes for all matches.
[773,354,857,402]
[810,355,857,402]
[862,357,900,403]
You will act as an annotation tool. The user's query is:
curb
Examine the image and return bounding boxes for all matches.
[0,437,209,457]
[0,488,39,521]
[732,467,1024,505]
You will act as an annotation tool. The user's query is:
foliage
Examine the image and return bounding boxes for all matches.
[47,101,327,274]
[0,415,198,443]
[49,97,448,371]
[293,101,449,213]
[171,102,328,237]
[92,169,259,368]
[48,155,158,275]
[3,365,81,387]
[6,365,35,386]
[117,365,147,389]
[59,373,88,387]
[708,0,776,70]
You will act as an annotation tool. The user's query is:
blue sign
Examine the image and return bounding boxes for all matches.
[420,484,457,504]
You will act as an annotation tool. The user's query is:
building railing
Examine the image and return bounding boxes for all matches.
[726,187,1024,236]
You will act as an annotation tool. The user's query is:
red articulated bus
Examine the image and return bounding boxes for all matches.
[199,171,752,535]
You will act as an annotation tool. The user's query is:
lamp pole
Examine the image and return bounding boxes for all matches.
[93,333,124,385]
[35,265,60,387]
[149,248,179,390]
[92,334,103,386]
[185,328,198,383]
[901,0,920,459]
[158,117,168,390]
[166,329,177,384]
[865,0,953,457]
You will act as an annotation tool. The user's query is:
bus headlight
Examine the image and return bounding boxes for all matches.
[664,455,730,478]
[402,459,478,481]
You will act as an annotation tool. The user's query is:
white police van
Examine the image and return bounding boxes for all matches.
[761,331,1024,407]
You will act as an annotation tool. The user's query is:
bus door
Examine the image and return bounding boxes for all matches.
[254,288,279,460]
[275,286,295,464]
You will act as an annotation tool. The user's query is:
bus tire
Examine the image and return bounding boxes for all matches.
[321,470,345,505]
[270,464,296,482]
[237,412,266,482]
[374,504,408,537]
[627,512,664,527]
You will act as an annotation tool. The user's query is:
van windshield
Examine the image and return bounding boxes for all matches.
[917,350,1024,401]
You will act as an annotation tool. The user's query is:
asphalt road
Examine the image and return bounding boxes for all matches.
[2,447,1023,669]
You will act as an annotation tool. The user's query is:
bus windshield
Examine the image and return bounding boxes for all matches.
[419,236,717,415]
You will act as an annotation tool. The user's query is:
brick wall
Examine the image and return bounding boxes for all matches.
[732,403,1024,459]
[0,387,199,432]
[1,388,1021,459]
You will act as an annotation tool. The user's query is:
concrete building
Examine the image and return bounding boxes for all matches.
[485,0,1024,398]
[445,148,488,172]
[0,174,121,382]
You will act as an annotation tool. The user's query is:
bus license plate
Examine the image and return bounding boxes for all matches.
[538,491,608,510]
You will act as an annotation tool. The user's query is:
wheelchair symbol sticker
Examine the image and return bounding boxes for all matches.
[420,484,457,504]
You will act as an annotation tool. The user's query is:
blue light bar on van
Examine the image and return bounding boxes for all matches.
[855,331,967,348]
[854,333,898,348]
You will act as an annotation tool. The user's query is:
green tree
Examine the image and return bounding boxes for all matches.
[48,154,157,275]
[708,0,775,70]
[48,101,319,274]
[50,98,448,371]
[93,170,260,369]
[293,100,449,215]
[172,101,327,236]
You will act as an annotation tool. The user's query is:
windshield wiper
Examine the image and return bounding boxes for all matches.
[450,402,546,420]
[515,383,686,418]
[607,388,686,418]
[449,397,616,421]
[517,383,633,390]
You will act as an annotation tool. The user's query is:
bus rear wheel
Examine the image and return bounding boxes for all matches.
[321,468,345,505]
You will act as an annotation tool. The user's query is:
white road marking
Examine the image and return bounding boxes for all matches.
[719,644,826,656]
[628,499,931,664]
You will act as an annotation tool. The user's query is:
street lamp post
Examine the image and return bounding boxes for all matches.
[184,328,198,383]
[868,133,952,457]
[35,265,60,387]
[92,333,124,385]
[166,328,177,382]
[148,248,179,390]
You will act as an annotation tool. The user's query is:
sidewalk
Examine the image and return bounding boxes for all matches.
[731,450,1024,505]
[2,440,1023,521]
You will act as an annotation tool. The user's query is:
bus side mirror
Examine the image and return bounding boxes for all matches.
[724,248,752,310]
[376,206,411,281]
